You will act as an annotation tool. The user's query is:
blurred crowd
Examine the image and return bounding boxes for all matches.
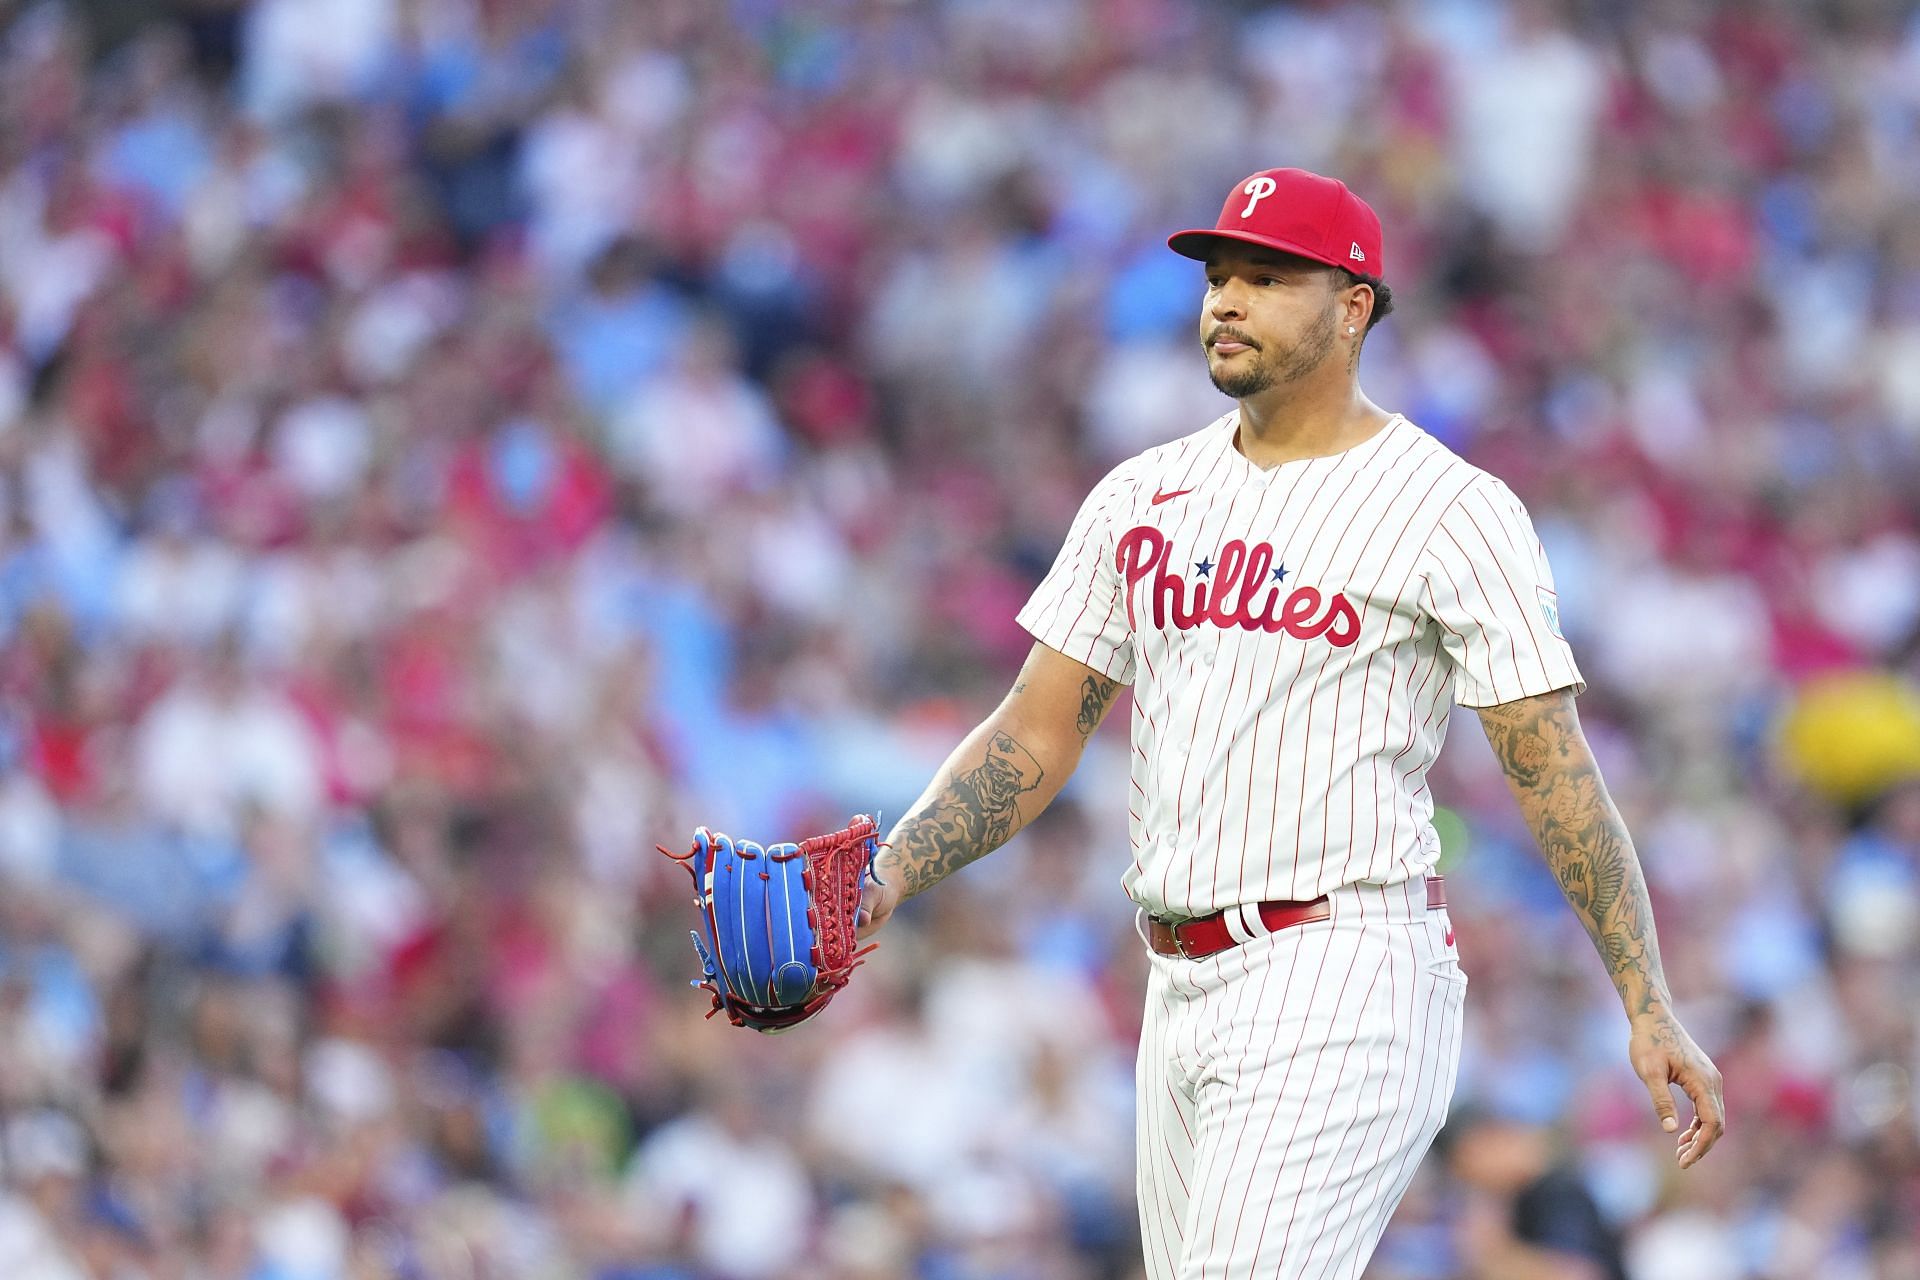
[0,0,1915,1276]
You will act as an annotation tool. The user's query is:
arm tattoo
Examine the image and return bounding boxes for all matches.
[1479,691,1674,1020]
[888,730,1045,897]
[1075,674,1120,741]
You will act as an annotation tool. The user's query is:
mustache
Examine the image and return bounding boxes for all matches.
[1207,328,1260,349]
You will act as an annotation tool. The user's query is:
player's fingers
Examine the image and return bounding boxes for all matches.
[1675,1061,1726,1168]
[856,880,891,940]
[1638,1059,1680,1133]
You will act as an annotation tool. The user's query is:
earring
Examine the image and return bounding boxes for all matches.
[1347,326,1356,335]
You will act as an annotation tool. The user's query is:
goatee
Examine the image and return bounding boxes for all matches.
[1207,305,1337,399]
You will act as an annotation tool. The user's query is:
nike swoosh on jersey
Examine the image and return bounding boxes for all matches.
[1150,488,1194,505]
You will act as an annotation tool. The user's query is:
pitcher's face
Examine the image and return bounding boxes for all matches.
[1200,246,1342,398]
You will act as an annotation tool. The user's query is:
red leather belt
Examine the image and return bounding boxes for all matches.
[1148,875,1447,960]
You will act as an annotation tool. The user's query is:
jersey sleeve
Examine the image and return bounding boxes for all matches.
[1418,476,1584,708]
[1014,461,1138,684]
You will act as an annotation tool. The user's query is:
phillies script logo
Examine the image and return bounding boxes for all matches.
[1115,526,1361,645]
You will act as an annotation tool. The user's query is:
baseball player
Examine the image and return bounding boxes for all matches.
[856,168,1724,1278]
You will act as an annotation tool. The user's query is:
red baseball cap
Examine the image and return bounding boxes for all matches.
[1168,168,1385,280]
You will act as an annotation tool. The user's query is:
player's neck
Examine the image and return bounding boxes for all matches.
[1233,379,1391,470]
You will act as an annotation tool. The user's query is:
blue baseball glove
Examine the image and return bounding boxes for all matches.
[658,815,882,1032]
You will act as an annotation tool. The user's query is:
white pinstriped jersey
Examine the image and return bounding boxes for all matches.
[1016,411,1584,919]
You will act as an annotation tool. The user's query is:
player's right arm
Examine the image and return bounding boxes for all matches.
[856,640,1125,939]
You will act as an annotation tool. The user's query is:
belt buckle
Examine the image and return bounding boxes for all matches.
[1174,928,1196,960]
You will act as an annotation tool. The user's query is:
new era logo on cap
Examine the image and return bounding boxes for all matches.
[1167,168,1386,281]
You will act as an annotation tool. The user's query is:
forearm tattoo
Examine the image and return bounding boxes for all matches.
[1076,674,1120,740]
[1478,691,1674,1020]
[889,730,1046,897]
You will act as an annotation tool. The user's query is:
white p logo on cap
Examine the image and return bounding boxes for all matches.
[1239,175,1278,218]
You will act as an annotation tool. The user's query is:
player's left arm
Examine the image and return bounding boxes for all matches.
[1476,687,1725,1169]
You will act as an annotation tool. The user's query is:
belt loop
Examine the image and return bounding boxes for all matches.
[1134,907,1152,951]
[1222,904,1256,944]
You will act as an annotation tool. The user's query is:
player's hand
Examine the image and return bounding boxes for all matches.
[856,846,905,941]
[1628,1009,1724,1169]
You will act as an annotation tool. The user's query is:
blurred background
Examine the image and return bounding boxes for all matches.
[0,0,1915,1276]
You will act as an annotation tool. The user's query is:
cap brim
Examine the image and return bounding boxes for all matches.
[1166,228,1342,271]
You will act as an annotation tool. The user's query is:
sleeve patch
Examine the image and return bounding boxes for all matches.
[1536,585,1564,640]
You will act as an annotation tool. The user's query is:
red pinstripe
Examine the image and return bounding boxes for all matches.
[1458,491,1555,689]
[1247,440,1405,904]
[1305,450,1451,909]
[1188,925,1315,1278]
[1187,958,1222,1148]
[1376,590,1451,874]
[1044,458,1137,659]
[1314,459,1452,889]
[1363,957,1464,1253]
[1186,914,1269,1193]
[1164,1073,1196,1156]
[1163,901,1265,1212]
[1082,583,1124,672]
[1143,439,1239,910]
[1124,654,1162,893]
[1330,465,1467,886]
[1132,675,1161,738]
[1295,919,1414,1277]
[1142,973,1183,1276]
[1340,942,1451,1270]
[1179,478,1279,910]
[1381,642,1444,878]
[1130,437,1232,905]
[1161,1091,1194,1214]
[1480,481,1550,571]
[1152,971,1198,1159]
[1211,426,1405,908]
[1171,484,1249,909]
[1275,437,1427,903]
[1226,461,1321,906]
[1206,928,1355,1276]
[1117,442,1190,891]
[1437,524,1524,695]
[1256,939,1389,1265]
[1422,563,1501,703]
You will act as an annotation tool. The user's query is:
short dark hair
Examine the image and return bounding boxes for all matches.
[1332,267,1394,333]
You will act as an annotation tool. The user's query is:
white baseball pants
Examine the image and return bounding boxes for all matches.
[1135,876,1466,1280]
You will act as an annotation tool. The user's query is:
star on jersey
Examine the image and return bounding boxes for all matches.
[1195,558,1214,577]
[1272,564,1288,583]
